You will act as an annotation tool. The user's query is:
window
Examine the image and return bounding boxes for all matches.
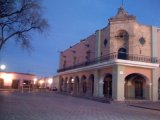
[116,30,129,41]
[103,39,108,47]
[139,37,145,45]
[118,48,127,60]
[86,50,91,61]
[73,56,77,65]
[63,60,66,68]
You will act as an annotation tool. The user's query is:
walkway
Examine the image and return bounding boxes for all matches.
[0,91,160,120]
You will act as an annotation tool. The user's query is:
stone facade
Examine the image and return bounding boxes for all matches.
[57,6,160,101]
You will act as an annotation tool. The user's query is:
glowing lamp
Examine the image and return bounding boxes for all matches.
[48,78,53,84]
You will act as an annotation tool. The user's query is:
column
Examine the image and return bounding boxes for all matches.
[95,30,101,58]
[151,68,158,101]
[151,26,158,58]
[93,70,100,97]
[98,76,104,97]
[58,76,61,92]
[151,26,158,101]
[112,65,125,101]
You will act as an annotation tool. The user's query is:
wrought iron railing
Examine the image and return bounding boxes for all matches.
[57,52,158,72]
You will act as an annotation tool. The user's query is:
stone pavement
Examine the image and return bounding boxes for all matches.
[128,102,160,111]
[0,91,160,120]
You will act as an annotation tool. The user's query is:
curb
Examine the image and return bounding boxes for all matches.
[129,105,160,111]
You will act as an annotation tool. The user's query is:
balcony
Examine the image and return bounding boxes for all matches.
[57,52,158,73]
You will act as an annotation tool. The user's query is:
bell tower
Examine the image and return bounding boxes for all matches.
[108,6,136,55]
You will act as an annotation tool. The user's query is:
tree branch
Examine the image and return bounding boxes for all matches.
[3,26,37,44]
[0,0,49,52]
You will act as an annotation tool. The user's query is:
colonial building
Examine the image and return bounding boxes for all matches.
[57,6,160,101]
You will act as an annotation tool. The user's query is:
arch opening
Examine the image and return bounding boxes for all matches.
[88,74,94,96]
[69,77,74,93]
[81,75,87,94]
[118,48,127,60]
[74,76,80,95]
[60,78,64,92]
[103,74,112,98]
[125,73,148,99]
[64,78,68,92]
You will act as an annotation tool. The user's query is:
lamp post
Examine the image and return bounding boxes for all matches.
[0,64,6,71]
[48,78,53,89]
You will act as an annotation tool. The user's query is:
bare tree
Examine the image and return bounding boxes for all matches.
[0,0,49,51]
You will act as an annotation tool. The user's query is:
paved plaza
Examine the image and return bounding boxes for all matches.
[0,91,160,120]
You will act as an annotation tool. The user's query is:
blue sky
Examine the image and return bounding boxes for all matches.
[0,0,160,77]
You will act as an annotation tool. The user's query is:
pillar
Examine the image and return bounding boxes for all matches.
[58,76,62,92]
[112,65,125,101]
[151,26,158,101]
[151,68,158,101]
[93,70,100,97]
[98,76,104,97]
[95,30,101,58]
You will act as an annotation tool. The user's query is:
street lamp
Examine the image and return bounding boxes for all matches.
[48,78,53,84]
[33,78,37,84]
[0,64,6,71]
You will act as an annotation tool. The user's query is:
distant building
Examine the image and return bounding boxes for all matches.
[57,6,160,101]
[37,75,59,90]
[0,72,36,89]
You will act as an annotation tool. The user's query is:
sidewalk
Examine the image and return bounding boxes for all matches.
[128,101,160,111]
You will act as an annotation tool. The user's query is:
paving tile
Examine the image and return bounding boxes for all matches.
[0,91,160,120]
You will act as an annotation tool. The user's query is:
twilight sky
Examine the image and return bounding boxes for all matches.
[0,0,160,77]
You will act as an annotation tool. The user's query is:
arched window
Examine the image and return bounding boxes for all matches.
[116,30,129,41]
[118,48,127,60]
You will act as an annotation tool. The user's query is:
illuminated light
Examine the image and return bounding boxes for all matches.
[148,82,152,86]
[48,78,53,84]
[0,64,6,70]
[33,78,37,84]
[0,73,13,86]
[39,80,44,84]
[71,78,74,83]
[99,80,103,84]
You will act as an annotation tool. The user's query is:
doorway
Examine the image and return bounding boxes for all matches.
[118,48,127,60]
[103,74,112,98]
[135,80,143,99]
